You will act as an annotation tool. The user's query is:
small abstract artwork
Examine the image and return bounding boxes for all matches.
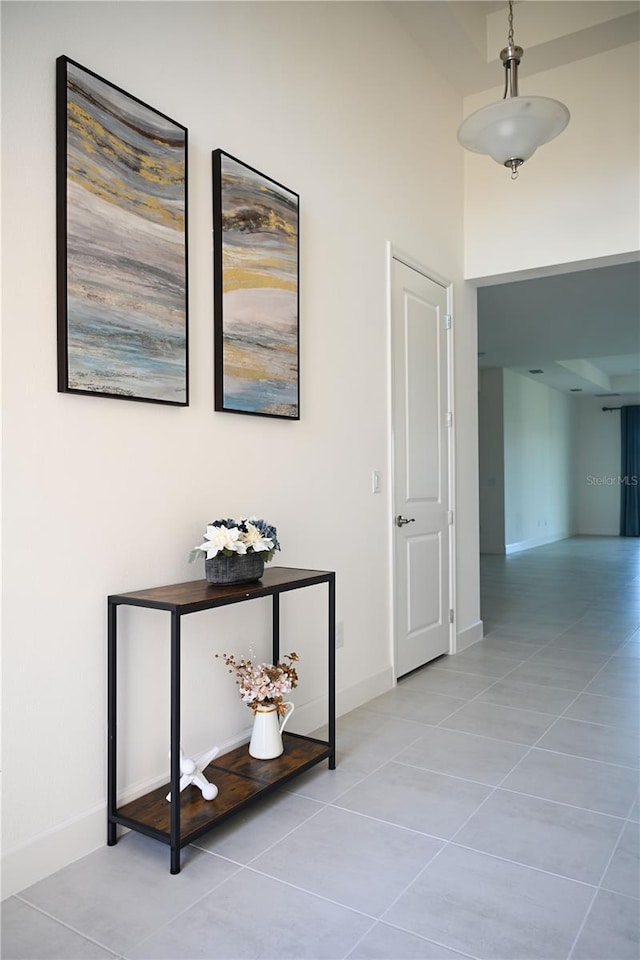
[56,57,188,404]
[212,150,299,419]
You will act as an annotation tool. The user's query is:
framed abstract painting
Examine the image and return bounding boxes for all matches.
[212,150,299,419]
[56,56,188,405]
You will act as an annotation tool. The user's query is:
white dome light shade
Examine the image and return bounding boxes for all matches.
[458,96,570,166]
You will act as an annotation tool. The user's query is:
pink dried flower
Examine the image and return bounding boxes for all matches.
[217,652,299,714]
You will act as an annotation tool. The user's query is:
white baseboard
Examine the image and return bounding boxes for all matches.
[455,620,483,652]
[291,666,394,734]
[506,530,572,555]
[576,528,619,537]
[1,805,106,901]
[1,667,393,899]
[337,666,395,716]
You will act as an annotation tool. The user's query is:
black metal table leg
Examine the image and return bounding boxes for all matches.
[170,611,181,874]
[107,600,118,845]
[328,574,336,769]
[272,594,280,665]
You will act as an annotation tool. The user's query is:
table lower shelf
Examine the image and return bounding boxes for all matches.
[113,732,331,848]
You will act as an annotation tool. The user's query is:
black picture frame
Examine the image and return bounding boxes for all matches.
[212,149,299,420]
[56,56,189,405]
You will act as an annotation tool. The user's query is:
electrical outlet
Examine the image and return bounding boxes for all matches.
[335,621,344,648]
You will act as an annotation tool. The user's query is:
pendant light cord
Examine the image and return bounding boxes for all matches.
[506,0,520,175]
[503,1,517,101]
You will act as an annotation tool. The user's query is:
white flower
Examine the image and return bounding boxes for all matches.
[197,524,243,559]
[242,522,274,554]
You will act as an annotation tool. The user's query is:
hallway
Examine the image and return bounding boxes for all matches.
[3,537,639,959]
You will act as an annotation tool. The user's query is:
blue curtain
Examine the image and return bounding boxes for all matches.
[620,405,640,537]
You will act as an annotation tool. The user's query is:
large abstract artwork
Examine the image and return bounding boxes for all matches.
[213,150,299,419]
[56,57,188,404]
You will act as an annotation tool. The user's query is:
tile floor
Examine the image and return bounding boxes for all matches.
[3,536,639,959]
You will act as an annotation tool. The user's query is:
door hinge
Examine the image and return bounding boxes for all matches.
[449,608,454,623]
[446,412,453,427]
[444,314,452,329]
[447,510,453,525]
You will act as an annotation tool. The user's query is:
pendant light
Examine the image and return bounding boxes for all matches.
[457,1,570,179]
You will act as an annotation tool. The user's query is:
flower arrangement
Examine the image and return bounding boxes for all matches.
[190,517,280,564]
[217,652,299,714]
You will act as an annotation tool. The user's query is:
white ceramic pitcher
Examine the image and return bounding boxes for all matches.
[248,701,294,759]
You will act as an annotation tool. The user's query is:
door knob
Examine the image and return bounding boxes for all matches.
[396,515,416,527]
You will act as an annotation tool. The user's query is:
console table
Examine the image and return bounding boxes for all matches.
[107,566,336,873]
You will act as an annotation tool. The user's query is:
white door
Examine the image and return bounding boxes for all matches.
[392,257,451,678]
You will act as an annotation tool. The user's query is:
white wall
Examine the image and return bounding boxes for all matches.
[479,375,640,550]
[503,370,576,551]
[463,43,640,280]
[575,395,640,535]
[478,368,506,554]
[452,284,481,643]
[1,1,479,895]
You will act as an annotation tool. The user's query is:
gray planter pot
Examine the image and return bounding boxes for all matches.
[205,552,265,585]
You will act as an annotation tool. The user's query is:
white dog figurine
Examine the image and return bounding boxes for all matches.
[166,744,219,802]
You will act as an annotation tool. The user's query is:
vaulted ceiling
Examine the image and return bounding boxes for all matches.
[388,1,640,96]
[387,1,640,397]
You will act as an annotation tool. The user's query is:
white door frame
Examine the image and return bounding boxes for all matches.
[386,242,457,681]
